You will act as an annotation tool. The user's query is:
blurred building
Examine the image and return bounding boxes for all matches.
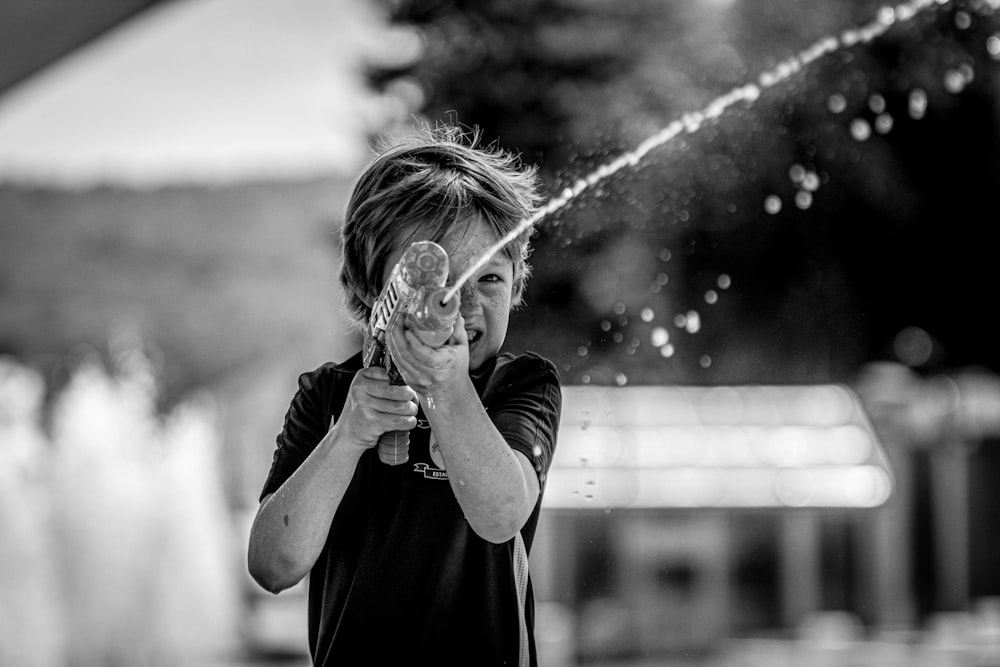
[527,366,1000,665]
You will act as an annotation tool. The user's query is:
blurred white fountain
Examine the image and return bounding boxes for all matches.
[0,338,241,667]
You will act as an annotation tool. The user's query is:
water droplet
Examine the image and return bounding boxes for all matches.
[988,35,1000,59]
[875,113,894,134]
[789,164,806,183]
[656,273,670,286]
[660,344,676,358]
[659,249,672,262]
[801,171,820,192]
[674,313,687,328]
[577,346,589,357]
[868,93,886,114]
[894,326,934,367]
[640,307,655,322]
[705,290,719,304]
[700,355,713,368]
[581,420,591,431]
[651,327,670,347]
[795,190,813,210]
[615,373,628,386]
[944,69,967,93]
[909,89,928,119]
[764,194,783,214]
[613,302,626,315]
[685,311,702,334]
[604,505,612,515]
[612,332,624,344]
[600,320,611,332]
[850,118,872,141]
[954,10,971,30]
[828,93,847,113]
[717,274,732,289]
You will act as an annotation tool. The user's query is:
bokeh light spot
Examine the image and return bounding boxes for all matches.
[850,118,872,141]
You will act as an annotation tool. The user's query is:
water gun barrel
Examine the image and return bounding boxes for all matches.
[410,287,460,346]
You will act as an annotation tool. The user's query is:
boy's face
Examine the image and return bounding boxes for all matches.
[383,215,513,371]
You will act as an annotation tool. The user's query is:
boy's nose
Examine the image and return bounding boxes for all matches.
[458,283,480,316]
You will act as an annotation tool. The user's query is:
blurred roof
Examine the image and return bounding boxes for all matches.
[546,384,894,510]
[0,0,417,189]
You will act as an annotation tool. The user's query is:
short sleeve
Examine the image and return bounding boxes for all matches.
[259,365,340,502]
[484,354,562,491]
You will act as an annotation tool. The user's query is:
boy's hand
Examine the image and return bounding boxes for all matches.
[332,366,419,448]
[387,313,470,397]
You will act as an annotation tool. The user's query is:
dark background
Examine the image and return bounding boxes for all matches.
[371,0,1000,387]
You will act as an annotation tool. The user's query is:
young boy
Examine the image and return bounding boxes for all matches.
[247,124,562,666]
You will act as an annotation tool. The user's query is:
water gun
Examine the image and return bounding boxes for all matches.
[363,240,460,465]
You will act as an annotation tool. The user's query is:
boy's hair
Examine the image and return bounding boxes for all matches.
[338,123,544,330]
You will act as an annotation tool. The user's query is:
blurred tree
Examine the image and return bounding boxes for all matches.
[372,0,1000,386]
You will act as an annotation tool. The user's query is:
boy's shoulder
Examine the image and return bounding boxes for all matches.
[492,351,561,387]
[296,352,364,392]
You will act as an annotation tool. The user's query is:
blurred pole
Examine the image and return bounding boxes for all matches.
[858,440,917,628]
[930,431,970,611]
[530,511,577,666]
[779,511,821,627]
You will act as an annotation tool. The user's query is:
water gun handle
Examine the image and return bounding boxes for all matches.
[375,288,459,465]
[377,361,411,466]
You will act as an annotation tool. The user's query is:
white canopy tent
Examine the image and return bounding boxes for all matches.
[0,0,419,188]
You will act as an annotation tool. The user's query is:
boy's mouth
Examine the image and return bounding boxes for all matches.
[466,328,481,344]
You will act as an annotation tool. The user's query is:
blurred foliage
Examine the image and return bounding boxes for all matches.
[374,0,1000,386]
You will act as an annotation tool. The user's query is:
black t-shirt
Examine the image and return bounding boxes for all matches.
[260,351,562,666]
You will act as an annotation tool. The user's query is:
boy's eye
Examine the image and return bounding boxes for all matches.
[479,273,503,283]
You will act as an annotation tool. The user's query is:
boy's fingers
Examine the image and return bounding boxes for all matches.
[359,365,389,381]
[369,396,417,416]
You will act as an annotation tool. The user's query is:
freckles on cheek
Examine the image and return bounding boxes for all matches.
[484,293,512,316]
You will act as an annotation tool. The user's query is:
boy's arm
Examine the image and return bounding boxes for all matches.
[247,366,418,593]
[248,427,367,593]
[423,376,541,543]
[388,317,556,543]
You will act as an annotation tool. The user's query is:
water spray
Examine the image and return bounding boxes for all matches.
[441,0,948,304]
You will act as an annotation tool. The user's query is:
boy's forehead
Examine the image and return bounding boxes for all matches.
[402,217,504,256]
